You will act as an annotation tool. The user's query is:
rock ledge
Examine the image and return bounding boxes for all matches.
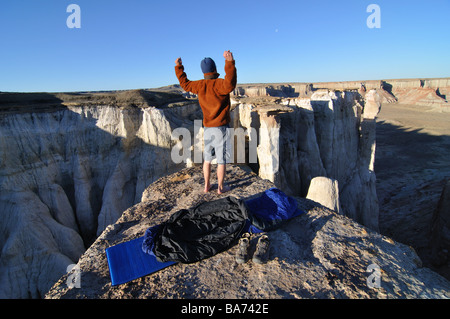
[45,165,450,299]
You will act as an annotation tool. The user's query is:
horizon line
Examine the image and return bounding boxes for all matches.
[2,76,449,94]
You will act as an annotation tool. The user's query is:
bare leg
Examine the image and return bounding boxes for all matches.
[217,164,230,194]
[203,161,211,192]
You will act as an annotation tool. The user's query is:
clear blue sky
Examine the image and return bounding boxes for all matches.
[1,0,449,92]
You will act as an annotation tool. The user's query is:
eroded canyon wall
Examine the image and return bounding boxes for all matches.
[0,86,381,298]
[0,92,201,298]
[231,89,381,231]
[232,77,449,111]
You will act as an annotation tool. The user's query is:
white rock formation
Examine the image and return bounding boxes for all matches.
[257,113,281,184]
[0,97,201,298]
[231,89,381,232]
[306,176,342,214]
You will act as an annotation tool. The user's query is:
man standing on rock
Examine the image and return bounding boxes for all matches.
[175,50,237,194]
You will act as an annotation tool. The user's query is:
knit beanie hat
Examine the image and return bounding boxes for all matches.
[200,57,217,74]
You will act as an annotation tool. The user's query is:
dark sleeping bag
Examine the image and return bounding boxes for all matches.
[150,196,248,264]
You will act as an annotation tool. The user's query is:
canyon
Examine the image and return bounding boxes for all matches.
[1,77,449,298]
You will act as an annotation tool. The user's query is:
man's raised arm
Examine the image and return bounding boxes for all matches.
[218,50,237,95]
[174,57,199,94]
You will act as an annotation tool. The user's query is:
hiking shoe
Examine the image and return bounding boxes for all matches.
[252,235,270,264]
[236,233,251,264]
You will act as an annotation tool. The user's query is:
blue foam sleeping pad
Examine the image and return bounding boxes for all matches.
[105,236,175,286]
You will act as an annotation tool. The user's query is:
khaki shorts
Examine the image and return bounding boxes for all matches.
[203,125,231,164]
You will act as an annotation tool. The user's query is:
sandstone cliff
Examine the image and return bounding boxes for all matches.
[231,77,449,112]
[45,165,450,299]
[384,78,450,110]
[0,90,202,298]
[231,89,381,231]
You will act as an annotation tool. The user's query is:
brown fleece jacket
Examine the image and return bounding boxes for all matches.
[175,60,237,127]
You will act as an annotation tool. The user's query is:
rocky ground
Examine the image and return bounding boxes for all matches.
[45,165,450,299]
[375,103,450,279]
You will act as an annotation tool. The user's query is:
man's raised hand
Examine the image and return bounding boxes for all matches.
[175,57,182,66]
[223,50,234,61]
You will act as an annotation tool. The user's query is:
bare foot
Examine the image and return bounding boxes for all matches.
[217,185,231,194]
[204,184,211,193]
